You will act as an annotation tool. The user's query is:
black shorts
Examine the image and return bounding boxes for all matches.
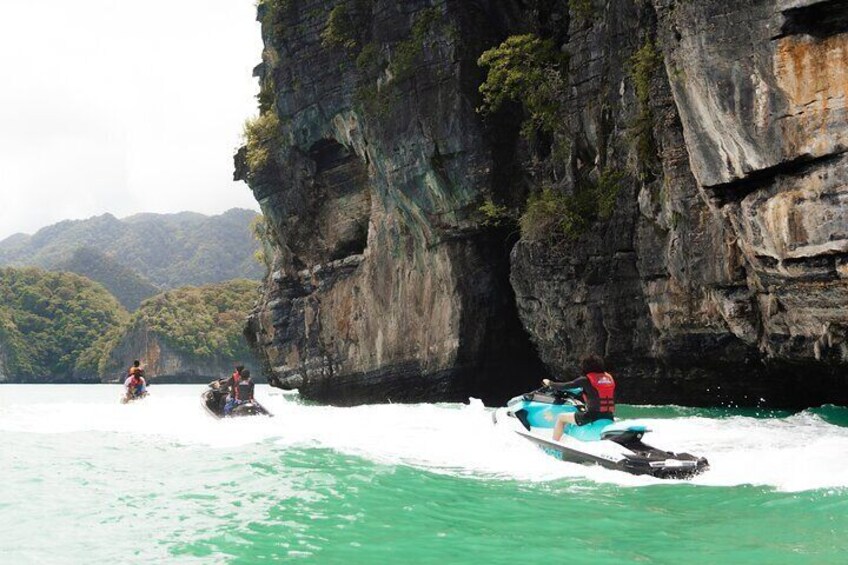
[575,412,614,426]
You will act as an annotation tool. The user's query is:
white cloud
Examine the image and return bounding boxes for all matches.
[0,0,263,239]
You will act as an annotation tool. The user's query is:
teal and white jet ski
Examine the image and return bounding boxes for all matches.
[493,387,708,479]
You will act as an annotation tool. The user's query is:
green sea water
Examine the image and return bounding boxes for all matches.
[1,385,846,564]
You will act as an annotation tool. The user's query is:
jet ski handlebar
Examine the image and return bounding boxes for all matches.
[523,386,584,404]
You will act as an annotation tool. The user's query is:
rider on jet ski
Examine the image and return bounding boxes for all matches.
[123,360,147,401]
[224,369,255,415]
[542,355,615,441]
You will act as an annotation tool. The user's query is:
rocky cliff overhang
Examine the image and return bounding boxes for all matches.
[239,0,544,405]
[239,0,847,408]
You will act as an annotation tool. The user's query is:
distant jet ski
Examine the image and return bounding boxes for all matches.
[493,387,708,479]
[201,382,272,418]
[120,391,149,404]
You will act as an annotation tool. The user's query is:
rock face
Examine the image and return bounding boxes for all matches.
[241,0,847,408]
[102,324,256,384]
[511,0,848,408]
[240,0,544,405]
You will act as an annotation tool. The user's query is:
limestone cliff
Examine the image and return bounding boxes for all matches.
[240,0,847,408]
[100,324,256,383]
[98,280,261,383]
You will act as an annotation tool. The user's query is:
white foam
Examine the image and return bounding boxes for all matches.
[1,385,846,492]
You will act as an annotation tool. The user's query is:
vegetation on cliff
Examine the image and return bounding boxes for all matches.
[477,34,567,140]
[0,267,128,381]
[243,111,281,176]
[629,39,662,179]
[520,169,624,241]
[477,34,626,241]
[121,279,259,360]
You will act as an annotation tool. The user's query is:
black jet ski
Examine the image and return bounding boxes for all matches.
[493,387,708,479]
[201,382,272,418]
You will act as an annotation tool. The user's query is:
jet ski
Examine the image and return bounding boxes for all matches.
[201,382,272,418]
[120,391,148,404]
[493,387,708,479]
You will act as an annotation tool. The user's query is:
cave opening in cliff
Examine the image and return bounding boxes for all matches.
[308,138,371,262]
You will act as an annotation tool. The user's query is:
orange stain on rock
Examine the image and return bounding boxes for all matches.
[774,33,848,154]
[775,34,848,110]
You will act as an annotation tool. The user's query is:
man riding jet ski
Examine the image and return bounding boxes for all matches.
[121,360,148,404]
[201,367,272,418]
[493,356,708,479]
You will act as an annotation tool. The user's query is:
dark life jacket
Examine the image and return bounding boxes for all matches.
[583,372,615,414]
[234,377,254,401]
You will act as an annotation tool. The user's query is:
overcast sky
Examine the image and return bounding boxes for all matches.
[0,0,263,241]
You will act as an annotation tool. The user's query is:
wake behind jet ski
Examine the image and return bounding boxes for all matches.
[493,386,709,479]
[202,368,272,418]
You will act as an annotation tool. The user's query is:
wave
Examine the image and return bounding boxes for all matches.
[1,384,846,492]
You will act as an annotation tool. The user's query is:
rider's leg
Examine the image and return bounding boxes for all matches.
[553,412,577,441]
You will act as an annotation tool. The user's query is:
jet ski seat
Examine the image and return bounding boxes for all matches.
[564,419,615,441]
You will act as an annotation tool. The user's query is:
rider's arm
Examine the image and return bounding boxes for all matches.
[548,376,587,391]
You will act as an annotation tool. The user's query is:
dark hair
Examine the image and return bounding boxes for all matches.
[133,360,140,367]
[241,369,251,379]
[235,365,245,373]
[580,355,605,374]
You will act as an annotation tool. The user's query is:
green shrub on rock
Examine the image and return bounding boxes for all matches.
[519,169,625,241]
[243,112,281,174]
[477,34,568,139]
[629,39,662,178]
[322,4,358,49]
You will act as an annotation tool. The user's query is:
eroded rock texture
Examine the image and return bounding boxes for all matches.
[513,0,848,407]
[240,0,544,405]
[241,0,847,407]
[101,325,257,384]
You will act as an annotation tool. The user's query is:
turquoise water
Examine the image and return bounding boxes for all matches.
[1,385,846,563]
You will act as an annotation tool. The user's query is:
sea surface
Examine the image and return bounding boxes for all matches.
[1,385,846,564]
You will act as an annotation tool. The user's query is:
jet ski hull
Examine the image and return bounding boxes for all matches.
[494,402,709,479]
[201,388,272,418]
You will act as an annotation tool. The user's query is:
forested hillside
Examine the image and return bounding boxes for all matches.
[0,208,264,292]
[0,268,260,383]
[51,247,160,311]
[0,267,128,382]
[97,279,261,382]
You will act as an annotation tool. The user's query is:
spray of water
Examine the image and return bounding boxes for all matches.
[1,385,846,492]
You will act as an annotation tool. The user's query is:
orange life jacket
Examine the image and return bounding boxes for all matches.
[232,372,242,400]
[584,372,615,413]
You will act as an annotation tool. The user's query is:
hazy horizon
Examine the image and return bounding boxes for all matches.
[0,0,263,241]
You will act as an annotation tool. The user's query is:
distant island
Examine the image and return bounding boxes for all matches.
[0,208,264,311]
[0,209,266,384]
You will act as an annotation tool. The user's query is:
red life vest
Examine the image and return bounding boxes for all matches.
[128,375,144,388]
[585,372,615,413]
